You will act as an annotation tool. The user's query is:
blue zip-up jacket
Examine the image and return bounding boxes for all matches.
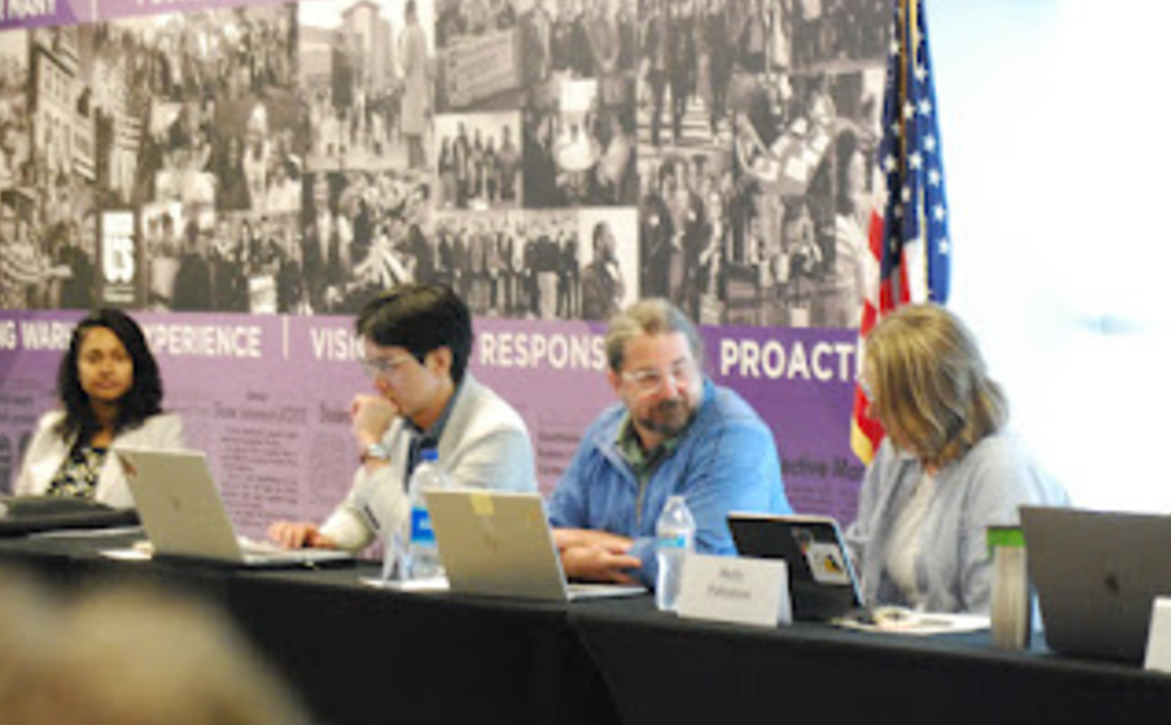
[548,378,790,587]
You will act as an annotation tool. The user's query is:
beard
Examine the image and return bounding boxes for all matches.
[636,396,694,440]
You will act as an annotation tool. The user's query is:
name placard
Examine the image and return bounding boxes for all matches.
[676,553,791,628]
[1144,598,1171,673]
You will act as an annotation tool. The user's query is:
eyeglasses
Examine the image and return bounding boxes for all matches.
[359,354,416,379]
[621,359,698,395]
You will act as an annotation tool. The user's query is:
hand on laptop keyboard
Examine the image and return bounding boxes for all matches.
[238,536,291,555]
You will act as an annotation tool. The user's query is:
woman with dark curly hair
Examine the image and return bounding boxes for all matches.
[14,309,185,506]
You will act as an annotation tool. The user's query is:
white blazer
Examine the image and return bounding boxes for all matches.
[15,411,187,508]
[321,374,537,551]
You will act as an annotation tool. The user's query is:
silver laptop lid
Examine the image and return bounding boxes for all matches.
[426,489,645,602]
[1021,505,1171,662]
[118,447,247,563]
[117,447,350,567]
[426,489,571,602]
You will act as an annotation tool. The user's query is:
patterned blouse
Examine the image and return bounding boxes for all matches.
[46,443,108,500]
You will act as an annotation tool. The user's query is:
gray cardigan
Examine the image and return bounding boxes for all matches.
[845,434,1069,613]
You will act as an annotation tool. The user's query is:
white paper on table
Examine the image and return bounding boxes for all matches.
[360,575,450,593]
[833,608,991,636]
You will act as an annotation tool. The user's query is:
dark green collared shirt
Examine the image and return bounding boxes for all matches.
[616,414,681,486]
[616,415,684,522]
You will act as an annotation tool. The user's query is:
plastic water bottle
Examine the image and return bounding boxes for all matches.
[655,495,696,612]
[398,448,449,580]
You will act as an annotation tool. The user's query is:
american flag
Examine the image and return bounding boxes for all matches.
[850,0,952,464]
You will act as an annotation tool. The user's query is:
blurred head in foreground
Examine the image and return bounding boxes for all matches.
[0,570,314,725]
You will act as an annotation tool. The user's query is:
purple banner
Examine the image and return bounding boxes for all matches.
[0,311,862,539]
[707,324,863,523]
[0,0,90,30]
[0,311,76,495]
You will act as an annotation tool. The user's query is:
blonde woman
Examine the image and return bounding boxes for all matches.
[846,304,1068,613]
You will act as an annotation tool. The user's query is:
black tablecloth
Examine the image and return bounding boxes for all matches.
[0,497,139,537]
[1,533,1169,725]
[569,599,1171,724]
[0,533,618,725]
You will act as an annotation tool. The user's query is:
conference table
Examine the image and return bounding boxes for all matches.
[1,532,1169,725]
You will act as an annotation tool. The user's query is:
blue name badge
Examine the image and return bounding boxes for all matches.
[657,534,688,550]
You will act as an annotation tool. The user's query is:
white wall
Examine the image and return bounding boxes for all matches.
[932,0,1171,511]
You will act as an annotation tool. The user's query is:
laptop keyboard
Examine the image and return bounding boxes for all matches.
[237,536,353,565]
[566,583,647,600]
[237,536,289,555]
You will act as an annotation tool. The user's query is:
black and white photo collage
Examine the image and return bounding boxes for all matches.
[0,0,889,328]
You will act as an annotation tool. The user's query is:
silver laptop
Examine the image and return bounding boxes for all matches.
[1021,505,1171,662]
[425,489,646,602]
[117,447,351,568]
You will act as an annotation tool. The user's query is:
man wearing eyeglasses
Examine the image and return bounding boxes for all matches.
[268,283,537,551]
[548,298,790,586]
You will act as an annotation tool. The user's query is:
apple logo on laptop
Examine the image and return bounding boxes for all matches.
[1104,569,1122,597]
